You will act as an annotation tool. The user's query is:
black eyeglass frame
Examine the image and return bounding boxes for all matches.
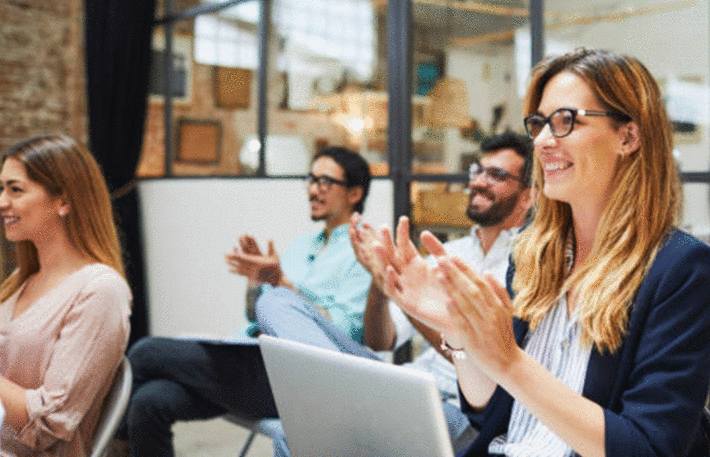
[523,107,631,139]
[305,173,349,190]
[468,162,524,185]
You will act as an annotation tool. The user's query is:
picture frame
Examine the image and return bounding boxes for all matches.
[149,31,193,103]
[176,118,222,164]
[214,66,252,109]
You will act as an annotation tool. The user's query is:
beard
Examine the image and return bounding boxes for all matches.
[466,187,521,227]
[310,194,327,221]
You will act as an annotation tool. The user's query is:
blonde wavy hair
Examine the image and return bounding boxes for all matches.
[513,49,680,353]
[0,134,124,301]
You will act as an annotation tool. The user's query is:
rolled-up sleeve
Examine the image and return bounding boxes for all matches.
[17,273,130,450]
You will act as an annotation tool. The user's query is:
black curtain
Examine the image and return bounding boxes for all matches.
[85,0,156,347]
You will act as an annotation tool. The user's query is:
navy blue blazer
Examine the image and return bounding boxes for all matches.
[459,229,710,457]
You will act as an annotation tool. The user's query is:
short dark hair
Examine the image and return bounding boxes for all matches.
[313,146,371,213]
[480,131,533,187]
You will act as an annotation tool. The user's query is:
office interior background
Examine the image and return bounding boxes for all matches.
[0,0,708,453]
[1,0,709,377]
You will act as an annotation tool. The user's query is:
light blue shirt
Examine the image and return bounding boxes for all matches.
[247,223,372,342]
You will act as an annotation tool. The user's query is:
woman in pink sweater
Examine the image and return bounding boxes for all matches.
[0,135,131,456]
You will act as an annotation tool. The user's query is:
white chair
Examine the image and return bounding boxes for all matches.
[89,357,133,457]
[223,414,283,457]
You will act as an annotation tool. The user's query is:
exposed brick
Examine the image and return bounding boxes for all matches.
[0,0,85,152]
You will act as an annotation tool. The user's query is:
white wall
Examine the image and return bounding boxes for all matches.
[139,178,393,338]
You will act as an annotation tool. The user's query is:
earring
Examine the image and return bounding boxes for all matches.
[58,208,68,217]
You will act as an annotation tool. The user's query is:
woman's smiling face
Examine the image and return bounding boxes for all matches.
[0,157,65,244]
[533,71,627,209]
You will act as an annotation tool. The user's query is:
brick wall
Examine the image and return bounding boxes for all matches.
[0,0,86,152]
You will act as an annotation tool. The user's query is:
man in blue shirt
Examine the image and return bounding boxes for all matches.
[117,147,372,457]
[228,146,374,352]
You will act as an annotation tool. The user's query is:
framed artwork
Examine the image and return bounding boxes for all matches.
[176,118,221,164]
[214,66,252,109]
[149,31,193,103]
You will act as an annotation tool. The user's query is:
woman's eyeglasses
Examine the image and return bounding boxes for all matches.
[305,173,348,191]
[469,162,523,185]
[523,107,630,139]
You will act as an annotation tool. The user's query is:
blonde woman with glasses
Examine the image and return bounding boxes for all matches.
[374,49,710,456]
[0,135,131,456]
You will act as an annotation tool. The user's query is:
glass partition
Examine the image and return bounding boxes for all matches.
[142,0,387,177]
[139,2,261,177]
[265,0,388,176]
[409,1,529,176]
[408,0,710,239]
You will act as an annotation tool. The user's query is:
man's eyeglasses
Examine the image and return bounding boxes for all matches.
[523,107,630,139]
[469,162,523,185]
[305,173,348,190]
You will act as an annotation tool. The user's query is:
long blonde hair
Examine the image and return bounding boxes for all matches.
[513,49,680,353]
[0,135,124,301]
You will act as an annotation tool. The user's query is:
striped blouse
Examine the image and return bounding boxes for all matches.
[488,294,592,457]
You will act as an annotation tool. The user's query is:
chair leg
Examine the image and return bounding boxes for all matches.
[237,430,257,457]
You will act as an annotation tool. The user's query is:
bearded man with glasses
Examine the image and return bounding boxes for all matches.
[466,134,533,233]
[343,131,534,454]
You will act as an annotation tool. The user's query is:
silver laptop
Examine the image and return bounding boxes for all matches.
[259,334,455,457]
